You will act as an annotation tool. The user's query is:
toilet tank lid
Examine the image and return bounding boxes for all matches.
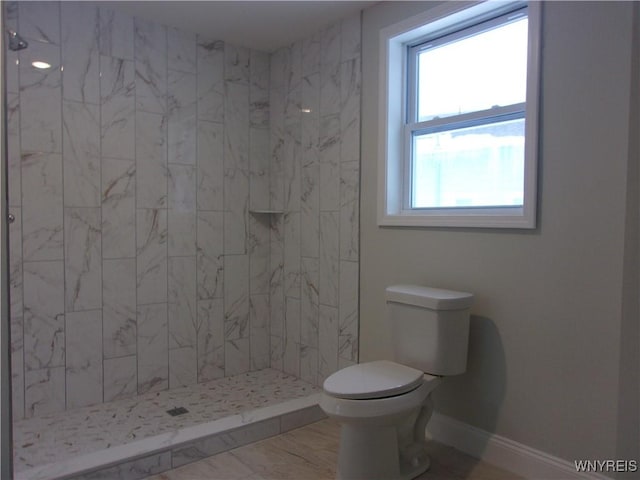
[385,285,474,310]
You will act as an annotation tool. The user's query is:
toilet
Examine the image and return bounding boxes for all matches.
[319,285,473,480]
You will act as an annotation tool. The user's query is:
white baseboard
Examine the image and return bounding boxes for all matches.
[426,413,612,480]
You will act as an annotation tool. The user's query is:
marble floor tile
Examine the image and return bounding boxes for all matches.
[13,369,318,475]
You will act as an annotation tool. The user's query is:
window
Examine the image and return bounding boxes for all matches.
[378,1,541,228]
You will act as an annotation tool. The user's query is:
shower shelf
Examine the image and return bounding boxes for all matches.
[249,209,285,215]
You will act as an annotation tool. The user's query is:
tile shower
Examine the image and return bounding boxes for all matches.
[5,0,359,432]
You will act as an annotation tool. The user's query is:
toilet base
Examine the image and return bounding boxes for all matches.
[330,389,436,480]
[336,421,431,480]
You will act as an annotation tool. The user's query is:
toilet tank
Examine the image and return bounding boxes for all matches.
[385,285,473,376]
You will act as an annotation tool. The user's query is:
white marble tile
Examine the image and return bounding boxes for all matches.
[283,124,301,212]
[250,50,270,129]
[197,299,224,382]
[338,356,356,370]
[168,70,197,165]
[65,310,103,409]
[137,303,168,394]
[168,257,197,348]
[196,211,224,300]
[224,255,249,340]
[77,451,172,480]
[24,367,65,418]
[280,404,326,432]
[302,32,321,78]
[64,207,102,312]
[19,1,60,45]
[340,161,360,262]
[318,305,339,383]
[249,127,270,211]
[9,207,23,319]
[283,297,301,377]
[341,13,362,63]
[134,17,167,114]
[168,211,196,258]
[340,57,361,165]
[19,40,62,153]
[224,82,250,255]
[136,209,168,305]
[269,88,285,211]
[61,3,100,104]
[21,152,63,261]
[168,164,196,256]
[225,338,250,376]
[136,111,168,209]
[196,120,224,210]
[339,260,359,363]
[63,101,101,207]
[320,23,341,117]
[301,73,320,153]
[284,47,302,128]
[101,158,136,259]
[248,214,270,295]
[169,346,197,388]
[104,355,137,402]
[168,164,196,210]
[319,115,341,212]
[300,257,319,348]
[270,335,284,371]
[196,37,224,122]
[223,199,249,256]
[11,316,25,421]
[98,8,134,60]
[168,27,196,73]
[300,345,318,386]
[250,295,270,370]
[301,163,320,259]
[7,92,21,206]
[172,417,280,468]
[319,212,339,307]
[225,44,250,84]
[270,47,286,91]
[100,56,135,160]
[269,216,285,339]
[284,212,301,299]
[103,258,137,359]
[23,261,64,371]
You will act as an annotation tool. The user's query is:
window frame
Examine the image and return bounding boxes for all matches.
[378,0,541,228]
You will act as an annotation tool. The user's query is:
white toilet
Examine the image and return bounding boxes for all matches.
[319,285,473,480]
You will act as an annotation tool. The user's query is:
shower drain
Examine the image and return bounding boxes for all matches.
[166,406,189,416]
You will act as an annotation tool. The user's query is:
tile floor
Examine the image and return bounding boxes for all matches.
[145,419,523,480]
[13,369,319,476]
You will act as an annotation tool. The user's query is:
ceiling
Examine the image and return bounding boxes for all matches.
[100,1,377,52]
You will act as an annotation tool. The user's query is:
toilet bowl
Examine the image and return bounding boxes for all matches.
[320,360,442,480]
[320,285,473,480]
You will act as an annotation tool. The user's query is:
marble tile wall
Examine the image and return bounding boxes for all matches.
[6,1,272,419]
[6,1,360,419]
[269,15,361,386]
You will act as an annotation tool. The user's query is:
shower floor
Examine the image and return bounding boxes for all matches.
[13,369,321,480]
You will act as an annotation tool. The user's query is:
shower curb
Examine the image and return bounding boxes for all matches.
[16,393,325,480]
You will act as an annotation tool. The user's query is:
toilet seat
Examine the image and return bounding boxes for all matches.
[323,360,425,400]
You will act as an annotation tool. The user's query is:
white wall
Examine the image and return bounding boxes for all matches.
[361,0,637,465]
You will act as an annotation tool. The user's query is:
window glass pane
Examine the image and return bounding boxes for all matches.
[412,118,525,208]
[417,16,528,122]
